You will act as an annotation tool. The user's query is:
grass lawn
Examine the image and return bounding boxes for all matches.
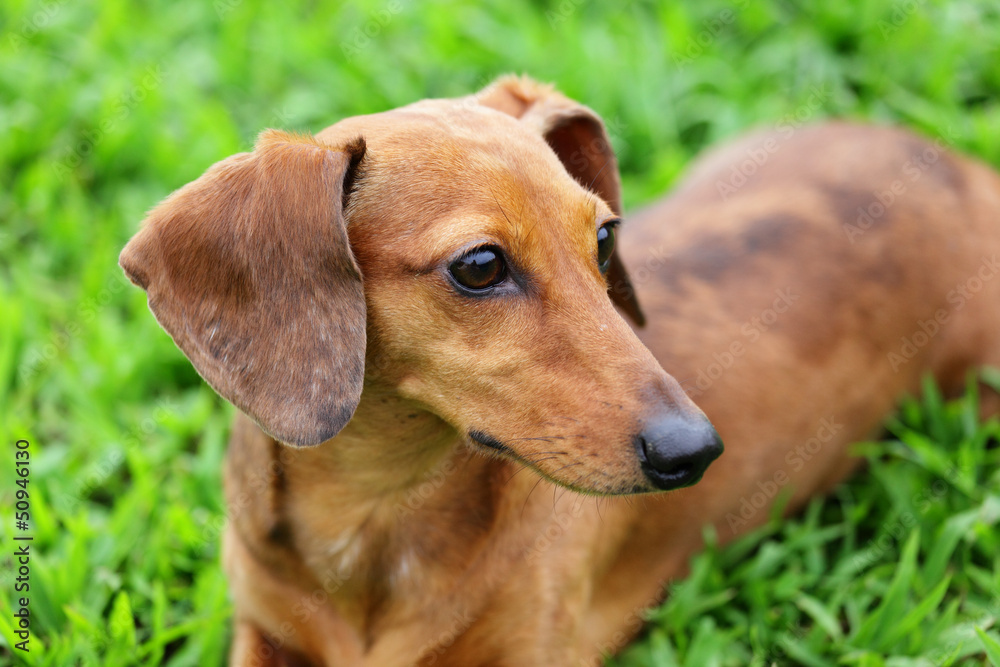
[2,0,999,664]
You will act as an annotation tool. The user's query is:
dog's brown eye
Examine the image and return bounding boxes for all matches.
[449,247,507,292]
[597,222,617,273]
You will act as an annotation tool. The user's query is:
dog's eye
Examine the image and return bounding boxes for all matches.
[449,246,507,292]
[597,221,617,273]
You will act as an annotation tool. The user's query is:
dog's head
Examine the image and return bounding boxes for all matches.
[120,76,722,494]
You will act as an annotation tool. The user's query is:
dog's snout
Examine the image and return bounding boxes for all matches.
[635,414,724,491]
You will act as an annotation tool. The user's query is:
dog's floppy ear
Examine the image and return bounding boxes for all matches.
[119,130,367,446]
[476,75,645,326]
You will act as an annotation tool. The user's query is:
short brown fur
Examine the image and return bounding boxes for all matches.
[120,77,1000,665]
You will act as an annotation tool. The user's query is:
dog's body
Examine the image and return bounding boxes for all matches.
[121,78,1000,666]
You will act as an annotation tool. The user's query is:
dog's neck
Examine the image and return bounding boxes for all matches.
[275,382,548,642]
[228,381,624,660]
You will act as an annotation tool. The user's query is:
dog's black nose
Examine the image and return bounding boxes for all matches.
[635,414,724,490]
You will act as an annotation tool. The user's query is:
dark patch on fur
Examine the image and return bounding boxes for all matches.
[266,520,294,547]
[263,633,315,667]
[314,400,360,444]
[660,214,801,290]
[902,137,964,192]
[682,243,740,283]
[270,440,287,492]
[823,184,893,231]
[738,214,800,253]
[264,440,294,550]
[864,260,904,287]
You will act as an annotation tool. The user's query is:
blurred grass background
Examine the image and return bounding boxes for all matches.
[1,0,999,664]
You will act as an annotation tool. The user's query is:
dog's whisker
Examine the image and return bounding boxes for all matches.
[541,416,580,424]
[549,462,583,480]
[587,157,612,193]
[506,436,568,443]
[501,464,532,488]
[515,450,566,462]
[490,188,514,228]
[521,475,548,519]
[522,455,561,466]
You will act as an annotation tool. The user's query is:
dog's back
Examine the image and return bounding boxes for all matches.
[575,123,1000,655]
[628,122,1000,430]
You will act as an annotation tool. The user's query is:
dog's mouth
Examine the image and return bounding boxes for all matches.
[466,429,550,476]
[465,429,649,495]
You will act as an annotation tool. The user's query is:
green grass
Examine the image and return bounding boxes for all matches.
[1,0,999,664]
[611,375,1000,667]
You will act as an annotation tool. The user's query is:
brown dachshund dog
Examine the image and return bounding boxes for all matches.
[120,76,1000,665]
